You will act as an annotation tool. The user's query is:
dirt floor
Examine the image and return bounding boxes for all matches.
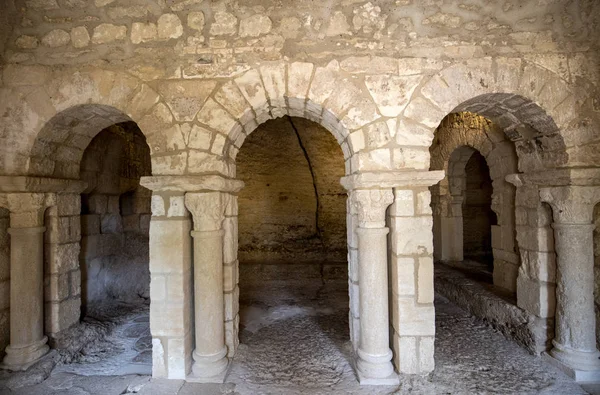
[0,269,594,395]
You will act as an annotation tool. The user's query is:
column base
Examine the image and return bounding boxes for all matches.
[1,337,50,372]
[356,369,400,386]
[187,347,230,383]
[355,348,399,386]
[543,349,600,383]
[186,361,230,383]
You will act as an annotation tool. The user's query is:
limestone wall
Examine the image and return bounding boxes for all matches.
[237,117,346,264]
[0,0,598,379]
[463,151,495,264]
[0,208,9,360]
[2,0,598,67]
[79,123,151,307]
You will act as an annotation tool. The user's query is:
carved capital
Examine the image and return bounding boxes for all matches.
[352,189,393,228]
[184,192,226,231]
[539,186,600,224]
[1,193,50,228]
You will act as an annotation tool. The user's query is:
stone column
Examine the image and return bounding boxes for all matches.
[353,189,398,385]
[184,192,229,382]
[2,193,49,371]
[540,186,600,382]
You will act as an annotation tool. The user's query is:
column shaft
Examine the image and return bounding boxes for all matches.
[550,222,600,370]
[356,226,395,381]
[191,229,227,369]
[2,226,49,370]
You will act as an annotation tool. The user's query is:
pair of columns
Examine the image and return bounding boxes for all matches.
[540,186,600,381]
[159,171,446,384]
[1,193,49,371]
[180,187,398,383]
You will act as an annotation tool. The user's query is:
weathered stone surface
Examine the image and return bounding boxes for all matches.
[131,23,158,44]
[15,35,39,49]
[235,69,268,111]
[210,12,237,36]
[278,16,302,39]
[288,62,314,99]
[187,11,205,31]
[422,12,462,28]
[3,65,51,86]
[239,14,272,37]
[158,14,183,40]
[157,80,217,121]
[326,11,351,36]
[41,29,70,47]
[70,26,90,48]
[197,98,237,135]
[91,23,126,44]
[94,0,115,6]
[214,81,251,121]
[26,0,59,9]
[259,63,286,107]
[340,56,397,74]
[365,75,422,117]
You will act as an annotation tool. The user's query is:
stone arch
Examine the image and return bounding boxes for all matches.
[430,113,519,292]
[190,61,406,369]
[404,58,579,173]
[0,67,172,178]
[190,60,421,178]
[29,105,135,179]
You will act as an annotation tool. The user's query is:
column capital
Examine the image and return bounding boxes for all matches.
[352,189,394,228]
[184,192,226,232]
[141,175,244,193]
[1,192,51,228]
[341,170,445,191]
[539,186,600,224]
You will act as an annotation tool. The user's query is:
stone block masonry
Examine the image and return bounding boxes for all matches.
[0,0,598,386]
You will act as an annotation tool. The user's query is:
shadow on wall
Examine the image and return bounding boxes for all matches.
[79,122,152,315]
[463,151,497,269]
[237,116,347,266]
[594,204,600,350]
[0,208,9,361]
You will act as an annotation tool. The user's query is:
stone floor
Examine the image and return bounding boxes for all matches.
[0,268,595,394]
[54,305,152,377]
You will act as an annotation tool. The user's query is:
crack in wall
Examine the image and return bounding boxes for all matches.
[287,116,323,240]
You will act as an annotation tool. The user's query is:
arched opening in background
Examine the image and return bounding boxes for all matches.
[463,150,497,277]
[235,116,350,385]
[67,121,152,374]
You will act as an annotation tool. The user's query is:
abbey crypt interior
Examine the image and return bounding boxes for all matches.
[0,0,599,394]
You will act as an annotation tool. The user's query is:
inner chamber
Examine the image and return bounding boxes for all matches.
[234,116,351,386]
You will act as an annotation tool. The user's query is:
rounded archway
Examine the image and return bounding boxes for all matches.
[23,103,156,374]
[234,115,349,385]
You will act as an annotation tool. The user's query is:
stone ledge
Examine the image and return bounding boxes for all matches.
[434,262,552,355]
[0,177,87,193]
[140,175,245,193]
[340,171,445,191]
